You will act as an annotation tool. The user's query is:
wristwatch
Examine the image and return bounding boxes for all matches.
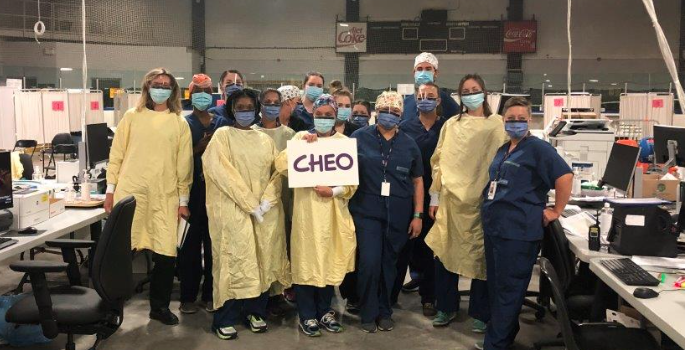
[413,212,424,219]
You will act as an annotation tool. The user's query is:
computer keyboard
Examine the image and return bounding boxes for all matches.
[562,207,582,218]
[601,258,660,286]
[0,237,18,250]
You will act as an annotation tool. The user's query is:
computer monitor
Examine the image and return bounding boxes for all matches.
[86,123,110,167]
[653,125,685,166]
[600,143,640,193]
[0,151,13,210]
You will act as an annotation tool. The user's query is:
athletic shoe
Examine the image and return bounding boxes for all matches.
[214,326,238,340]
[401,279,421,293]
[345,301,360,314]
[149,308,179,326]
[300,319,322,337]
[422,302,437,317]
[432,311,457,327]
[360,322,377,333]
[472,319,487,333]
[319,311,344,333]
[377,317,394,331]
[199,300,216,313]
[475,340,484,350]
[179,302,199,314]
[284,288,296,303]
[246,314,268,333]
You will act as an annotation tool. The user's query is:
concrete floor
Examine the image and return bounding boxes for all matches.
[0,254,562,350]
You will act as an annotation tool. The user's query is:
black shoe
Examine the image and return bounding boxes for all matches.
[401,279,421,293]
[150,308,179,325]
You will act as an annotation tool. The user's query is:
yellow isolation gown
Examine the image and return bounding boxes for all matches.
[253,124,297,222]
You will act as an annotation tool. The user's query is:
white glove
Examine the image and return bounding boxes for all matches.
[251,206,265,224]
[259,199,273,215]
[429,192,440,206]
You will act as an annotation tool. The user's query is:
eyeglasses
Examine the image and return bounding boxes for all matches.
[417,97,437,101]
[150,85,172,90]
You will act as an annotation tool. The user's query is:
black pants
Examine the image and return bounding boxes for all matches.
[294,285,334,322]
[178,218,213,303]
[213,292,269,329]
[391,215,436,305]
[150,252,176,311]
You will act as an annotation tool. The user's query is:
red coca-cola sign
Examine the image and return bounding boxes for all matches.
[503,21,537,53]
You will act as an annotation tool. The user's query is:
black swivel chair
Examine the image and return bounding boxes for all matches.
[13,139,38,158]
[42,133,77,178]
[537,257,660,350]
[5,196,136,350]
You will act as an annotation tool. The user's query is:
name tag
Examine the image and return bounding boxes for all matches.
[381,181,391,197]
[487,181,498,200]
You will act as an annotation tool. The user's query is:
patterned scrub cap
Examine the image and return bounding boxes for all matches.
[188,73,212,92]
[375,91,404,113]
[313,93,338,113]
[414,52,439,70]
[277,85,302,102]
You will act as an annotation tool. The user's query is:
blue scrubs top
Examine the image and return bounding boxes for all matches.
[402,89,459,123]
[294,103,314,129]
[207,105,231,125]
[351,125,424,199]
[185,112,230,219]
[481,136,572,242]
[399,117,445,200]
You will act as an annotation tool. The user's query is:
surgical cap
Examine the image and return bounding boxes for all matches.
[277,85,302,103]
[188,73,212,92]
[414,52,439,70]
[375,91,404,112]
[313,93,338,113]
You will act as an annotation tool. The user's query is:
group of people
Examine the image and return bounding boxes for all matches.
[103,52,573,350]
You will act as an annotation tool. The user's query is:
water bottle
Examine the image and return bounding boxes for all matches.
[571,167,582,197]
[599,203,613,244]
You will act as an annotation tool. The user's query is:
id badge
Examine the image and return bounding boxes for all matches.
[381,181,391,197]
[487,181,497,200]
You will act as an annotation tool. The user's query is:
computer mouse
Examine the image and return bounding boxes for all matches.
[633,287,659,299]
[18,227,38,235]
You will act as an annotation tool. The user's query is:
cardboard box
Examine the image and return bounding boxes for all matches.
[639,173,679,201]
[49,198,65,218]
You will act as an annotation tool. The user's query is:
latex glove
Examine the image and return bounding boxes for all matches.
[251,206,265,224]
[259,199,273,215]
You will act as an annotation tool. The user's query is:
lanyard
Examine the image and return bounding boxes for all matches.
[376,129,397,182]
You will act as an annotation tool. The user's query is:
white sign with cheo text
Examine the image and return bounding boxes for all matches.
[335,22,367,53]
[287,138,359,188]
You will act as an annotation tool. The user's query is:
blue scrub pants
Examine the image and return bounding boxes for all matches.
[352,195,412,324]
[433,258,489,320]
[294,285,334,322]
[212,292,269,329]
[178,213,213,304]
[483,235,540,350]
[391,211,436,305]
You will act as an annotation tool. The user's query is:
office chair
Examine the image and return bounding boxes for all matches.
[5,196,136,350]
[42,133,77,178]
[13,139,38,158]
[19,153,34,179]
[537,257,660,350]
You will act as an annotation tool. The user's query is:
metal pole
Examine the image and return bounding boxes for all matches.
[23,76,26,89]
[352,82,356,99]
[624,82,628,94]
[59,78,62,89]
[670,82,673,94]
[503,83,507,93]
[582,83,586,93]
[96,78,99,91]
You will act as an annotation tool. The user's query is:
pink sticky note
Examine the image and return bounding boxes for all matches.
[554,98,564,107]
[216,100,226,106]
[90,101,100,110]
[652,99,664,108]
[52,101,64,111]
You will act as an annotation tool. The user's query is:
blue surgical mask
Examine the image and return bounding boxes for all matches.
[417,98,438,113]
[225,84,243,97]
[150,88,172,104]
[505,121,529,139]
[191,92,212,111]
[414,70,434,85]
[262,104,281,121]
[337,107,352,122]
[305,86,324,102]
[234,110,255,127]
[461,92,485,111]
[352,115,369,127]
[314,118,336,134]
[377,112,400,130]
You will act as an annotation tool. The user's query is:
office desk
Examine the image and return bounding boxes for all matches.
[590,258,685,348]
[0,208,106,262]
[566,234,619,263]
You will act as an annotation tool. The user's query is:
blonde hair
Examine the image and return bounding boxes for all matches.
[136,67,182,115]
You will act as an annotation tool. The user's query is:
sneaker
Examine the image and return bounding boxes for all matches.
[198,300,216,313]
[422,302,437,317]
[360,322,377,333]
[432,311,457,327]
[377,317,394,331]
[246,314,268,333]
[300,319,322,337]
[149,308,179,325]
[268,296,289,317]
[214,326,238,340]
[401,279,421,293]
[319,311,344,333]
[345,301,360,315]
[472,319,487,333]
[284,288,296,303]
[179,302,199,314]
[475,340,484,350]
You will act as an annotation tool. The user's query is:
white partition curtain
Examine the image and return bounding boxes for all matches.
[619,93,650,120]
[543,94,602,127]
[619,93,673,136]
[487,93,502,114]
[67,90,105,132]
[0,87,17,150]
[113,91,141,127]
[40,91,71,143]
[648,93,674,126]
[14,91,45,144]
